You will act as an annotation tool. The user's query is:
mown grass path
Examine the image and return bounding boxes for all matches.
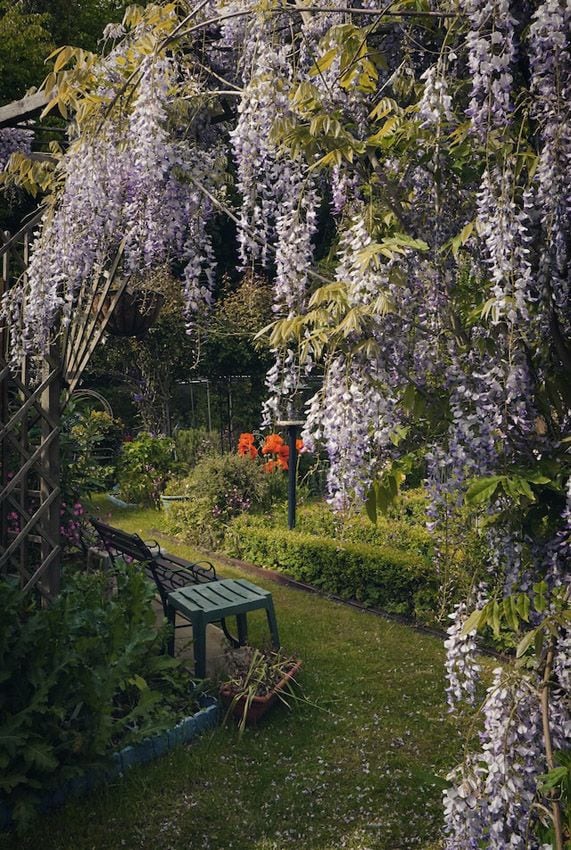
[1,505,462,850]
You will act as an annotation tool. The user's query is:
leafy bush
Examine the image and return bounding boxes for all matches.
[163,453,286,548]
[254,496,484,620]
[225,515,436,619]
[117,433,177,506]
[288,502,434,558]
[174,428,219,470]
[0,564,196,830]
[61,405,124,502]
[162,497,226,549]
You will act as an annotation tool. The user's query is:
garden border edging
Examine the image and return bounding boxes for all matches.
[0,696,219,831]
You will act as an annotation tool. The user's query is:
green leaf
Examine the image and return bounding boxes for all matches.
[491,599,501,637]
[465,476,502,505]
[503,595,519,631]
[516,628,538,658]
[503,476,535,503]
[533,581,547,613]
[537,766,568,791]
[23,740,58,771]
[515,593,530,622]
[309,47,338,77]
[461,608,484,635]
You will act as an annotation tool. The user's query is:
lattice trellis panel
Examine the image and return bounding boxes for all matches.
[0,222,62,598]
[0,221,128,598]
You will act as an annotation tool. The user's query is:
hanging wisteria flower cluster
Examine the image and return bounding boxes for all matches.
[0,128,33,172]
[1,29,224,356]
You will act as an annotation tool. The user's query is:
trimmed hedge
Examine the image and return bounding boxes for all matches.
[287,503,434,558]
[225,516,437,618]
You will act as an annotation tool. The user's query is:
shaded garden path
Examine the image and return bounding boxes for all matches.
[1,506,462,850]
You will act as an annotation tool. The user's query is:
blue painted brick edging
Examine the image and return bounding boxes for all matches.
[0,699,219,831]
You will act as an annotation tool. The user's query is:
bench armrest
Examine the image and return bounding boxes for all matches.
[144,539,162,556]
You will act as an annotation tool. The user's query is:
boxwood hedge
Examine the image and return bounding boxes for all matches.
[224,516,437,619]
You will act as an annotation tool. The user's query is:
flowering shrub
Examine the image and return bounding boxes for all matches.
[237,432,258,460]
[7,498,86,554]
[163,453,285,549]
[59,501,86,550]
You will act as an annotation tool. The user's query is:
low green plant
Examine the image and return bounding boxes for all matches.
[117,433,177,507]
[0,563,196,830]
[163,497,226,549]
[61,405,124,503]
[163,453,284,548]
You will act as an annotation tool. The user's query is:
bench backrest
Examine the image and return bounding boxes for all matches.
[90,517,217,616]
[90,518,155,563]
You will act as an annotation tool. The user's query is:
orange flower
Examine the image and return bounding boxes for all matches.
[263,459,278,473]
[237,433,258,459]
[296,438,304,452]
[261,434,284,455]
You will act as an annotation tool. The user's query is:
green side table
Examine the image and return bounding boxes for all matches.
[167,578,280,678]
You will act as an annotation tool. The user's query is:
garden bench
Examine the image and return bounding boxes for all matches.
[89,517,218,619]
[90,519,281,677]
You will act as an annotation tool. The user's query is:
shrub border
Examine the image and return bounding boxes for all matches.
[0,696,219,831]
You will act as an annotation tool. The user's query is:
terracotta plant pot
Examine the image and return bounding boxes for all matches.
[219,660,302,726]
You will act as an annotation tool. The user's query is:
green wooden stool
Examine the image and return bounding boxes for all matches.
[166,578,280,678]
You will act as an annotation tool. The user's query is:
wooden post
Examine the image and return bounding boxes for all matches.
[40,345,61,597]
[0,232,9,557]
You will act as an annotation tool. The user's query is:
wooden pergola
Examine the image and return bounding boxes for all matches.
[0,93,129,598]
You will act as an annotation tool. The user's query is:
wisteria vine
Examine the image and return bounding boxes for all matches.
[1,0,569,846]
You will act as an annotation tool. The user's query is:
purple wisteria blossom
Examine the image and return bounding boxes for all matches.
[0,128,32,171]
[466,0,517,137]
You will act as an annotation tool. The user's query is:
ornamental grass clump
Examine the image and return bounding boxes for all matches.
[220,646,301,737]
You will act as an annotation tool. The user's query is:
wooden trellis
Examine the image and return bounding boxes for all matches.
[0,93,130,597]
[0,220,61,598]
[0,225,129,597]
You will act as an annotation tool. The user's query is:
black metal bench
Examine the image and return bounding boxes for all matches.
[90,517,217,619]
[90,518,276,674]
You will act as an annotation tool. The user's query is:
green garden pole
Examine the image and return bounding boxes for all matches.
[278,419,304,530]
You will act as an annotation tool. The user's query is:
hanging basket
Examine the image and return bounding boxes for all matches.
[103,288,164,338]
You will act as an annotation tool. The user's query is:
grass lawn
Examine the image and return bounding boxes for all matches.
[0,503,463,850]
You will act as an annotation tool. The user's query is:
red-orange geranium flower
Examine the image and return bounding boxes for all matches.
[261,434,284,455]
[296,438,304,452]
[237,432,258,459]
[263,459,278,473]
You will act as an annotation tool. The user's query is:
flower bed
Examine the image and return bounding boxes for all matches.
[0,697,219,831]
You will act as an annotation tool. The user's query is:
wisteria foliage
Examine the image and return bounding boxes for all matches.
[1,0,570,846]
